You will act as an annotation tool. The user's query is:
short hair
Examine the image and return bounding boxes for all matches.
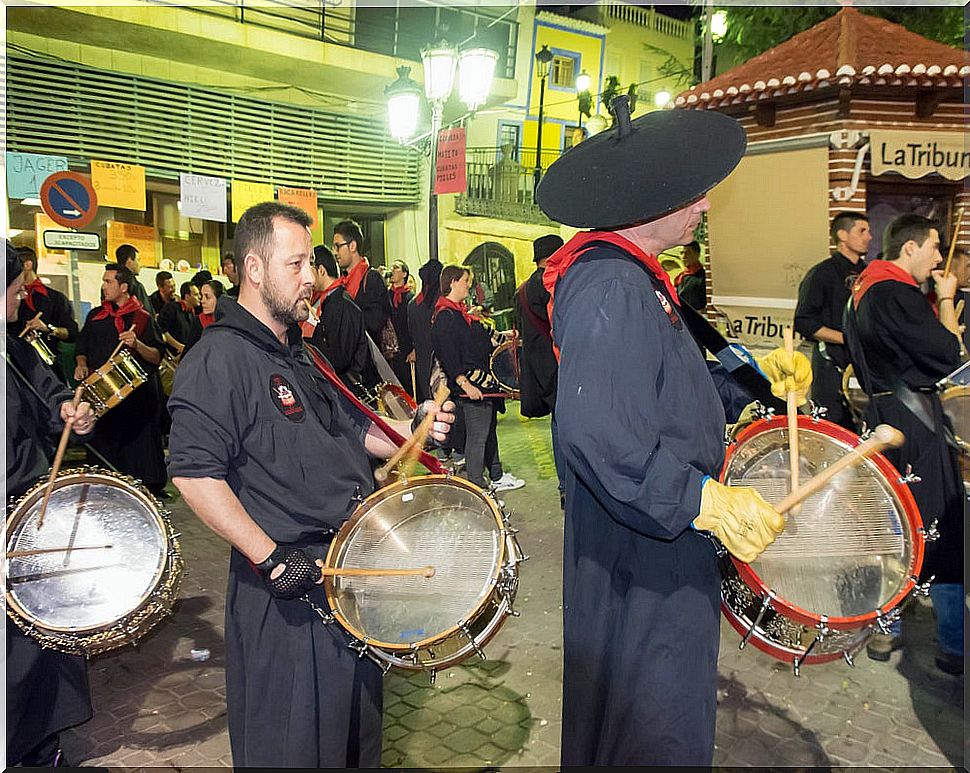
[221,252,236,269]
[333,219,364,253]
[105,262,134,295]
[391,259,410,279]
[205,279,224,298]
[155,270,173,287]
[883,214,938,261]
[684,240,701,256]
[830,212,868,244]
[191,269,213,288]
[439,264,469,295]
[116,244,138,265]
[313,245,338,278]
[17,245,37,262]
[235,202,312,285]
[179,281,196,299]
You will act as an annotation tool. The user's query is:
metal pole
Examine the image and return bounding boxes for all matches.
[701,0,714,83]
[533,75,546,194]
[428,100,443,262]
[69,249,82,322]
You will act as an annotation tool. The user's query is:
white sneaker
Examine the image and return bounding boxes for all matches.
[492,472,525,492]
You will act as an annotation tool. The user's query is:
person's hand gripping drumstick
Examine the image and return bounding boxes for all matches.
[35,387,95,530]
[374,384,452,483]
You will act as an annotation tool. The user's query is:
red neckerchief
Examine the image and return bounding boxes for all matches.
[91,297,148,335]
[433,296,480,326]
[676,264,702,288]
[390,284,410,309]
[178,299,195,314]
[851,260,918,310]
[23,279,48,312]
[199,312,215,329]
[339,258,370,300]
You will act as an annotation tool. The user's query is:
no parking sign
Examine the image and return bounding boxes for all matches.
[40,171,98,229]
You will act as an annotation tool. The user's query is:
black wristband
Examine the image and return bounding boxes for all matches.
[255,544,286,574]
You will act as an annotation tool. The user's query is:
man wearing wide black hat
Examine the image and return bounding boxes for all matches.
[516,234,565,500]
[536,97,811,766]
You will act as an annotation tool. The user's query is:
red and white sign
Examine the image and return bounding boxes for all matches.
[434,127,467,195]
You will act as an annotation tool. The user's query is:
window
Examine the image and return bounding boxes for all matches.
[551,55,576,89]
[498,123,521,160]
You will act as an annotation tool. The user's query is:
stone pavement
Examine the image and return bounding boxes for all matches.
[61,404,964,769]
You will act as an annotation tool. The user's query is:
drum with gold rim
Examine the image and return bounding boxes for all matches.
[80,349,148,417]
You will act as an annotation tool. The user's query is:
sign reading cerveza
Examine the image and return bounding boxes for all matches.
[43,231,102,251]
[870,130,969,181]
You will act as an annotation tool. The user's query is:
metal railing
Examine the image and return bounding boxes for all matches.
[605,3,692,41]
[455,145,563,225]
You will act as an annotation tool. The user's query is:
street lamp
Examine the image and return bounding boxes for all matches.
[384,42,497,261]
[575,69,592,129]
[533,44,553,193]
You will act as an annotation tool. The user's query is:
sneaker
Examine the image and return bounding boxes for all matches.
[452,454,466,471]
[492,472,525,492]
[935,650,964,676]
[866,632,902,662]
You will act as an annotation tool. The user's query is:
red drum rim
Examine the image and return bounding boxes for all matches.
[720,602,851,665]
[379,383,418,411]
[721,414,924,630]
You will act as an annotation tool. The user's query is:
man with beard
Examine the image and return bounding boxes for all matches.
[6,241,96,767]
[535,97,808,766]
[75,263,168,498]
[331,220,391,345]
[168,202,455,767]
[149,270,176,316]
[794,211,871,429]
[157,282,204,357]
[9,246,78,381]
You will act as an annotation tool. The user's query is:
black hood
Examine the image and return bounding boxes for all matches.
[207,295,303,356]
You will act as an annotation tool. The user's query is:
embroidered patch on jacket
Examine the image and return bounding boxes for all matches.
[655,289,680,326]
[270,374,306,421]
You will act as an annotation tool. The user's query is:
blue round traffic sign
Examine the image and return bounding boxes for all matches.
[40,172,98,229]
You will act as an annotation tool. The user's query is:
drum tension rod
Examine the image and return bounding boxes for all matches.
[792,617,829,677]
[911,574,935,597]
[918,519,939,542]
[739,590,775,651]
[300,595,334,624]
[874,607,901,635]
[842,650,855,668]
[899,464,923,486]
[457,621,487,661]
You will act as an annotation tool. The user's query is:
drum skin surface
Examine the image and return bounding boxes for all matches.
[719,415,924,665]
[325,475,521,671]
[489,340,521,393]
[6,468,183,657]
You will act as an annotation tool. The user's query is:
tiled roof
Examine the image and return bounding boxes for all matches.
[676,7,970,109]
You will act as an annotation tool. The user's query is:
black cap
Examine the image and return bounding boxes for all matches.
[533,234,564,263]
[536,97,746,229]
[6,240,23,288]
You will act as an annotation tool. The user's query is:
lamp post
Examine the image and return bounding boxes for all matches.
[575,69,591,129]
[385,44,497,262]
[533,44,553,194]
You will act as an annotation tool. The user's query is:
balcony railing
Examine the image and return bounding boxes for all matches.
[605,3,692,41]
[146,0,518,80]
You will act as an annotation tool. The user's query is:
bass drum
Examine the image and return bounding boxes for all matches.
[719,415,924,670]
[489,338,521,394]
[6,468,183,657]
[325,475,522,673]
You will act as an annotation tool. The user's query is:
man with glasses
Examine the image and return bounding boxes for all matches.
[332,220,391,346]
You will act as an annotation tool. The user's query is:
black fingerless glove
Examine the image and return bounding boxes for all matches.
[257,546,321,599]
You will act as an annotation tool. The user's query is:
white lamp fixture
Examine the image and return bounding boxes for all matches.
[586,113,608,136]
[385,65,423,142]
[421,42,458,103]
[458,48,499,111]
[654,90,672,108]
[575,70,592,93]
[711,10,728,43]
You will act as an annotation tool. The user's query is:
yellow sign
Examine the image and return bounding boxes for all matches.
[90,160,147,210]
[231,179,275,223]
[35,212,68,263]
[870,131,969,181]
[106,221,159,267]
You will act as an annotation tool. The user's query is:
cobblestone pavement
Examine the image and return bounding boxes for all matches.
[61,405,964,768]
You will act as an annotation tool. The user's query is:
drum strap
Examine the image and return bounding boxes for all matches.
[5,353,120,473]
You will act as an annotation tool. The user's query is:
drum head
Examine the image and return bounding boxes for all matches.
[378,383,417,421]
[325,476,506,650]
[722,417,922,625]
[7,470,170,633]
[942,386,970,453]
[489,341,521,393]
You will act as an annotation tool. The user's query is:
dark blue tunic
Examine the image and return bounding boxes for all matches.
[552,246,726,766]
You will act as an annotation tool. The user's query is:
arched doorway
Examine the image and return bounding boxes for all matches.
[463,242,517,330]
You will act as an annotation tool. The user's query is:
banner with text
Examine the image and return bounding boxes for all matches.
[434,127,467,195]
[231,179,275,222]
[180,173,228,222]
[107,221,158,267]
[277,186,319,227]
[91,160,146,210]
[7,152,68,199]
[870,130,969,181]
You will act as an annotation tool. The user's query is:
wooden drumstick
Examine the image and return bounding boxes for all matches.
[775,424,904,515]
[304,299,319,323]
[8,544,112,559]
[18,312,43,338]
[108,324,137,362]
[410,359,417,399]
[319,565,435,578]
[783,327,800,497]
[943,207,963,277]
[374,383,449,483]
[36,386,84,530]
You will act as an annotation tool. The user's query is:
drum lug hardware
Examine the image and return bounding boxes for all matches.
[300,596,334,624]
[793,617,829,677]
[515,553,531,563]
[753,402,776,421]
[842,650,855,668]
[739,591,775,651]
[457,622,487,661]
[918,519,939,542]
[912,576,934,597]
[809,402,828,421]
[429,668,437,685]
[875,607,901,634]
[348,639,370,659]
[898,465,922,486]
[351,486,365,505]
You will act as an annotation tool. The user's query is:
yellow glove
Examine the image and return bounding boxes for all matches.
[757,348,813,406]
[694,478,785,563]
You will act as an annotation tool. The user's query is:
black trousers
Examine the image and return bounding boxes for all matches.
[460,399,502,488]
[810,349,854,430]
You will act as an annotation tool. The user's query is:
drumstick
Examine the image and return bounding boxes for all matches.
[774,424,904,515]
[783,327,800,497]
[108,325,137,362]
[18,312,43,338]
[374,383,449,483]
[410,360,417,398]
[320,565,435,578]
[35,386,84,530]
[304,299,319,323]
[8,544,112,559]
[955,299,965,320]
[943,207,964,277]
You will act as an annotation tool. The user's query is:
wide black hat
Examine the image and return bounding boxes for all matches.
[536,97,746,229]
[6,240,23,288]
[533,234,564,263]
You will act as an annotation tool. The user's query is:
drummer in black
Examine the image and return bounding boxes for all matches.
[387,260,415,395]
[9,246,79,381]
[794,211,871,429]
[157,282,204,357]
[844,214,964,674]
[75,263,168,498]
[407,258,443,402]
[168,202,454,767]
[5,241,96,767]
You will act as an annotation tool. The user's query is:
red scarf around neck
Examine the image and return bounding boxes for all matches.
[199,312,215,329]
[851,260,918,310]
[390,284,410,309]
[91,297,147,334]
[433,295,480,326]
[676,264,702,288]
[337,258,370,300]
[23,279,48,312]
[178,299,195,314]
